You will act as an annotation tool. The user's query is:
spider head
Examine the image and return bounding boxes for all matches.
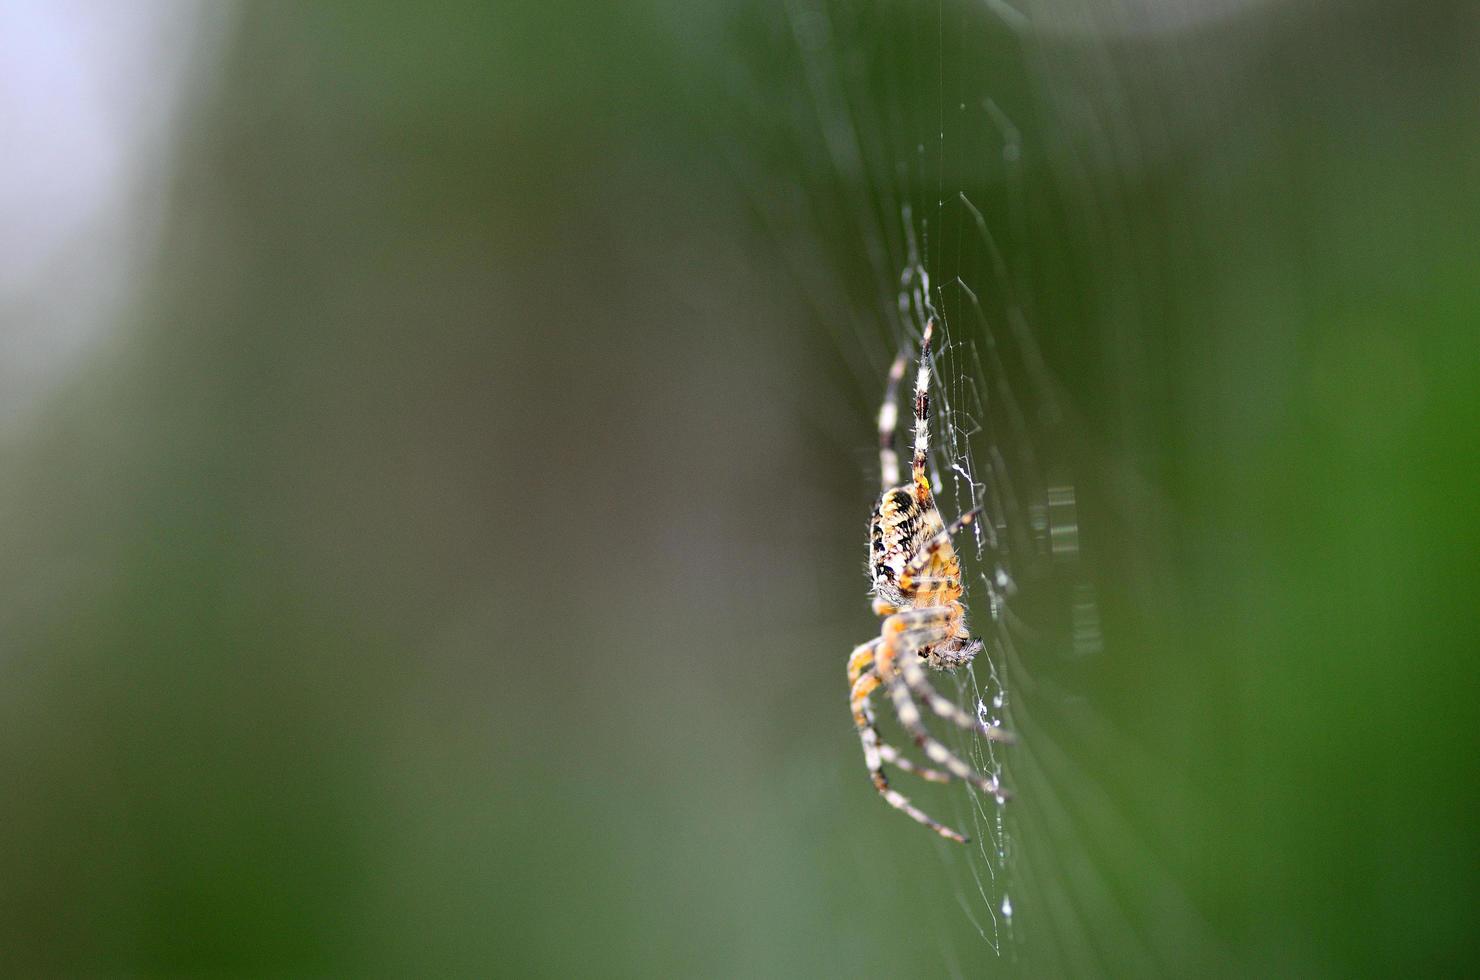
[923,636,981,672]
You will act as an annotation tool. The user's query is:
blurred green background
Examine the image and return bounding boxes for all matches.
[0,1,1476,975]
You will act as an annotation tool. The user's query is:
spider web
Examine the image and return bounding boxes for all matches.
[723,0,1217,971]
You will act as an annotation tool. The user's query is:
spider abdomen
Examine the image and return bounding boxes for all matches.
[868,484,963,609]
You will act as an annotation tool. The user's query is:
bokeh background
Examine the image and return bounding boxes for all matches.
[1,1,1476,975]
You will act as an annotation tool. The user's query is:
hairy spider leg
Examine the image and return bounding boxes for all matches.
[912,319,936,501]
[875,741,954,781]
[849,643,953,784]
[894,629,1015,747]
[847,643,903,776]
[848,623,1010,840]
[849,641,968,841]
[878,344,910,489]
[877,608,1009,798]
[874,589,1012,742]
[856,672,956,781]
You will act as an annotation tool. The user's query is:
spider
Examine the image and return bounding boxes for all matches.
[847,319,1012,843]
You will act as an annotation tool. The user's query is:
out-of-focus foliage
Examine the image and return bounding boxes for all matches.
[0,0,1476,975]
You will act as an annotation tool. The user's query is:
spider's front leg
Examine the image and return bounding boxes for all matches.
[893,629,1015,745]
[882,590,1015,747]
[877,610,1011,800]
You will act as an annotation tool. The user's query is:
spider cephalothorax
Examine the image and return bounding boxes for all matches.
[847,319,1009,843]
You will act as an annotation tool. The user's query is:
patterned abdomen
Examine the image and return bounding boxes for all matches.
[868,486,960,608]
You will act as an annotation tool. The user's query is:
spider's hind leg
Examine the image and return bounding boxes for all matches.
[849,646,970,842]
[850,660,952,784]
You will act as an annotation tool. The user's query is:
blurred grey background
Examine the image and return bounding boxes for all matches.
[0,1,1476,975]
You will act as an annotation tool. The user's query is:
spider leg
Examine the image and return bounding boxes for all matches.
[911,319,935,499]
[875,777,969,843]
[878,611,1010,801]
[893,517,1015,743]
[848,646,968,841]
[875,742,954,783]
[894,627,1016,745]
[878,344,909,489]
[849,658,953,784]
[847,640,877,686]
[875,594,1011,743]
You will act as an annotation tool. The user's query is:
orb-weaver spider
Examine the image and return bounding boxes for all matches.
[847,319,1012,843]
